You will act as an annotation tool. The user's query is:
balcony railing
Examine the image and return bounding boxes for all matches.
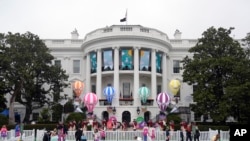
[141,99,154,106]
[99,99,112,106]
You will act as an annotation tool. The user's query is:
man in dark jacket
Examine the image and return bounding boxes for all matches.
[43,130,51,141]
[75,128,83,141]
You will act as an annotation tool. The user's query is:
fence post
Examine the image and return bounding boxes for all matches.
[10,129,15,139]
[34,129,36,141]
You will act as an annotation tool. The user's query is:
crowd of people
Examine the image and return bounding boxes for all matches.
[40,117,203,141]
[0,117,224,141]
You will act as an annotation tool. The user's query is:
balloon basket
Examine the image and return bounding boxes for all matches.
[87,112,94,119]
[141,107,147,112]
[159,112,166,120]
[107,107,113,113]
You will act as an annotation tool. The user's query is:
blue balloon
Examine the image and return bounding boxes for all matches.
[103,86,115,103]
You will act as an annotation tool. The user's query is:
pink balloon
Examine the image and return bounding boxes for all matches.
[83,92,98,112]
[156,92,170,111]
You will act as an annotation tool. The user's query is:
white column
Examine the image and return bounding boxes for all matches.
[151,49,157,106]
[85,53,91,93]
[96,49,102,106]
[162,53,167,92]
[113,46,120,107]
[133,46,140,106]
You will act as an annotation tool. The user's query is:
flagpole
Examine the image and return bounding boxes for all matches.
[126,9,128,25]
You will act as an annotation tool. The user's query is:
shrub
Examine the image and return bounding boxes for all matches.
[167,114,182,124]
[0,115,8,126]
[66,112,86,123]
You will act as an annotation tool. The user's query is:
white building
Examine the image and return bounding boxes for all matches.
[43,25,198,123]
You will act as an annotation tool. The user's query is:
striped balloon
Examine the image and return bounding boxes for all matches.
[156,92,171,111]
[83,92,98,112]
[138,86,150,103]
[103,86,115,103]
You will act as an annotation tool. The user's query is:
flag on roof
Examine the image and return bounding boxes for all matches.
[120,10,127,22]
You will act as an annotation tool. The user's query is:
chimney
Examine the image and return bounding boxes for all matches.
[71,28,79,39]
[174,29,182,39]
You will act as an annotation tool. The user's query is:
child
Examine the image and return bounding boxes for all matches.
[81,133,87,141]
[149,127,156,141]
[15,123,20,137]
[0,125,7,141]
[211,134,220,141]
[143,124,149,141]
[100,127,106,140]
[93,128,100,141]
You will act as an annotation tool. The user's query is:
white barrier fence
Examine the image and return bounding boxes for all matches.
[6,129,229,141]
[6,129,35,141]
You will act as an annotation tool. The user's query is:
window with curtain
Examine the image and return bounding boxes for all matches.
[123,83,130,98]
[139,50,151,71]
[54,60,61,67]
[173,60,180,73]
[91,84,96,93]
[32,113,39,121]
[156,52,162,73]
[90,52,97,73]
[157,85,162,94]
[73,60,80,73]
[121,48,133,70]
[102,50,113,71]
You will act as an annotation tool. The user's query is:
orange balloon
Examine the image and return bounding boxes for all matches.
[107,121,112,129]
[73,81,84,97]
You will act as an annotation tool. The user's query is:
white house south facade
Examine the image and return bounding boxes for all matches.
[42,25,197,123]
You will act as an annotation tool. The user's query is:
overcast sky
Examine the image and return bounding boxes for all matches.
[0,0,249,39]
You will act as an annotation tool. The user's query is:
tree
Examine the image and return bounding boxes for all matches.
[182,27,250,123]
[0,32,68,124]
[0,95,7,112]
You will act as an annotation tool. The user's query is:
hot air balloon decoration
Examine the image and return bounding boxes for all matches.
[83,92,98,113]
[138,85,150,103]
[103,85,115,103]
[73,81,84,97]
[169,79,181,96]
[156,92,171,111]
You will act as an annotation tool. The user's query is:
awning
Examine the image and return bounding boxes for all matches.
[0,109,9,116]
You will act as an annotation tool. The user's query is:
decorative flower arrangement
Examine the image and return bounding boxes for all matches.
[87,123,92,131]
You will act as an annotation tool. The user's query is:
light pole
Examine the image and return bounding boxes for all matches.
[59,94,68,123]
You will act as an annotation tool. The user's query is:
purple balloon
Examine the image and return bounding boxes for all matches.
[139,121,146,129]
[156,92,170,111]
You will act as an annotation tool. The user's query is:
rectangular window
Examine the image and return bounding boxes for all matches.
[54,60,61,67]
[173,60,180,73]
[157,85,161,94]
[123,83,130,98]
[90,52,97,73]
[32,113,39,121]
[91,84,96,93]
[194,112,201,121]
[102,50,113,71]
[73,60,80,73]
[140,50,151,71]
[156,52,162,73]
[120,48,133,70]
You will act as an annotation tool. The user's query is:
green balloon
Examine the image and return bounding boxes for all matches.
[136,116,144,123]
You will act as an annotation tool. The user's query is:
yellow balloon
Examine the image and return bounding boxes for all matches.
[169,79,181,95]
